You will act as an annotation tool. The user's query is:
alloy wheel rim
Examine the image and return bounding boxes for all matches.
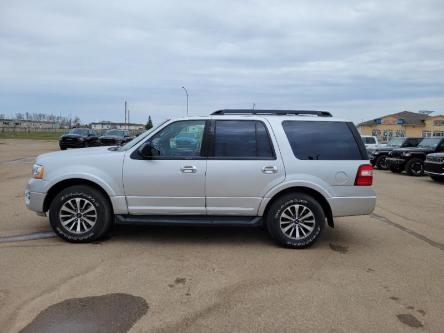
[279,204,316,240]
[59,198,97,234]
[412,162,423,175]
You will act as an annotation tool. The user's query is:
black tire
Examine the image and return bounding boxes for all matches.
[390,165,402,173]
[49,185,113,243]
[406,158,424,176]
[60,146,67,150]
[266,193,325,249]
[430,175,444,183]
[375,155,388,170]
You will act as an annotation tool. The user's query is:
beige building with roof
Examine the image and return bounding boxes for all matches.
[357,111,444,143]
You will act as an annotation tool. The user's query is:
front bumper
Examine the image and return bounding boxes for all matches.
[424,161,444,175]
[59,140,85,148]
[24,179,48,214]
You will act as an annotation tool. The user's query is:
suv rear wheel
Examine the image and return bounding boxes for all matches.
[406,158,424,176]
[49,185,113,243]
[266,193,325,248]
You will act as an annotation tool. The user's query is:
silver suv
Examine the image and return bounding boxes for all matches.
[25,110,376,248]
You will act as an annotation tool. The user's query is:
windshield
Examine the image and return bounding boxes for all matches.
[387,138,404,147]
[104,129,125,136]
[418,137,441,149]
[362,137,376,144]
[69,128,89,135]
[117,120,170,151]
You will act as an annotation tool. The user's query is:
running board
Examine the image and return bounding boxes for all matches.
[115,215,263,226]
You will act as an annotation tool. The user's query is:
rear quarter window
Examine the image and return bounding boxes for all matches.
[282,121,364,160]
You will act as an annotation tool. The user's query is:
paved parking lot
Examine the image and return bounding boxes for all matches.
[1,139,443,332]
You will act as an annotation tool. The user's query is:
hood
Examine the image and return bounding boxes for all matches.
[392,147,434,153]
[427,152,444,157]
[36,146,117,164]
[373,145,400,152]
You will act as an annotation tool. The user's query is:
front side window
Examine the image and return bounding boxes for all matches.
[150,120,206,158]
[213,120,274,159]
[283,121,363,160]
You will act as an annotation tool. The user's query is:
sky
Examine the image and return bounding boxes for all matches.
[1,0,444,125]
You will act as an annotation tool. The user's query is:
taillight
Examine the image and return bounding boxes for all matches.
[355,164,373,186]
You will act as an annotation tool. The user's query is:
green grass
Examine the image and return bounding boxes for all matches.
[0,131,63,140]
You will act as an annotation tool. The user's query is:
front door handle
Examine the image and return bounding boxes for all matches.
[262,166,278,174]
[181,165,197,173]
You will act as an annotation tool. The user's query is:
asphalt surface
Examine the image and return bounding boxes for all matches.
[0,139,443,332]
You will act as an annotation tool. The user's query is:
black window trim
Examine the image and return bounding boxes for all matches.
[281,120,368,161]
[207,119,277,160]
[130,119,210,160]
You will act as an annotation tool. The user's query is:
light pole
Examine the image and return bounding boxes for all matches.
[181,86,189,116]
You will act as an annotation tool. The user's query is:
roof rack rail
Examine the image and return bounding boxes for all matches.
[211,109,332,117]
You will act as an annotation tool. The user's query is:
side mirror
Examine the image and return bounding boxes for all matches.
[138,141,160,158]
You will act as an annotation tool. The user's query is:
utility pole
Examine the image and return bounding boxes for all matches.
[127,109,130,129]
[181,86,189,116]
[252,103,256,110]
[124,99,127,127]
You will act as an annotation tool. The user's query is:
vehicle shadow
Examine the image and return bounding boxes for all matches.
[110,224,274,247]
[104,224,347,249]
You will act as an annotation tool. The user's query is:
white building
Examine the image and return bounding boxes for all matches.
[1,119,62,129]
[90,121,145,131]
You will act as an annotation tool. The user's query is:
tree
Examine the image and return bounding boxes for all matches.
[145,116,153,130]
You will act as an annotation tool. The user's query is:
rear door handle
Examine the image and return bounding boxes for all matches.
[262,166,278,174]
[181,165,197,173]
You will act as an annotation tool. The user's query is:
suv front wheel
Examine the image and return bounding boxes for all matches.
[266,193,325,248]
[406,158,424,176]
[49,185,113,243]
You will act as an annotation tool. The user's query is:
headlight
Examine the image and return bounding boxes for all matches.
[402,152,411,157]
[79,137,85,141]
[32,164,45,179]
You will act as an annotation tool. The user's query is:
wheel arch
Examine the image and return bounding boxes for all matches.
[262,186,334,228]
[43,178,113,213]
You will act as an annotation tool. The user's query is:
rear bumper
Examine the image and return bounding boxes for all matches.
[327,196,376,217]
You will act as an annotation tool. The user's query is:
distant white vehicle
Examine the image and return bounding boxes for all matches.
[361,135,380,149]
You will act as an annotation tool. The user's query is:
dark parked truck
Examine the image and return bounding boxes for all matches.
[424,153,444,182]
[368,137,422,170]
[99,129,133,146]
[386,137,444,176]
[59,128,99,150]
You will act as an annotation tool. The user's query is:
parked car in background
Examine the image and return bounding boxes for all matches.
[386,137,444,176]
[99,129,133,146]
[59,128,99,150]
[424,153,444,182]
[361,135,380,149]
[368,137,422,169]
[25,109,375,249]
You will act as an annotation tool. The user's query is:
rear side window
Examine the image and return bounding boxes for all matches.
[282,121,363,160]
[213,120,275,159]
